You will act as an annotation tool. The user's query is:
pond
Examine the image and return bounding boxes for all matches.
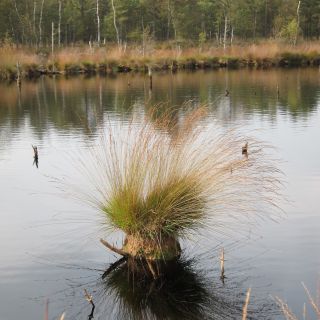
[0,68,319,320]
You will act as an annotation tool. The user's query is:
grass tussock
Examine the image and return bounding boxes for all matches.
[77,104,283,256]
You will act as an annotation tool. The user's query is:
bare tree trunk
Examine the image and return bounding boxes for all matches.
[13,0,25,43]
[223,14,228,50]
[264,0,268,37]
[51,22,54,57]
[294,1,301,46]
[230,27,234,46]
[141,18,145,56]
[39,0,45,47]
[167,0,170,40]
[217,21,221,45]
[96,0,100,45]
[51,22,55,73]
[58,0,61,47]
[111,0,120,48]
[166,1,176,41]
[65,23,69,45]
[253,9,257,41]
[33,1,37,43]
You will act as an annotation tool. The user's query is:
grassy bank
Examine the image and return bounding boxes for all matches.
[1,41,320,81]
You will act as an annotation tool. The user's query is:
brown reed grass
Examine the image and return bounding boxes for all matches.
[0,40,319,74]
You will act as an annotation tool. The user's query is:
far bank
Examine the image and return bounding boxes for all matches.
[1,41,320,81]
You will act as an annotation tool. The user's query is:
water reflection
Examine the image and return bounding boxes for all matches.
[0,69,319,320]
[103,257,214,320]
[32,145,39,168]
[0,69,319,142]
[68,255,276,320]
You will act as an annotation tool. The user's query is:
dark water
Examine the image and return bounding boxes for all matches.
[0,69,319,320]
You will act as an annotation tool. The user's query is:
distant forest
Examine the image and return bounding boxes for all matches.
[0,0,319,46]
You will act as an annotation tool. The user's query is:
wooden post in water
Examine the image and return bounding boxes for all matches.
[32,145,39,168]
[84,288,95,319]
[16,61,21,88]
[220,248,225,281]
[148,66,153,90]
[277,84,280,99]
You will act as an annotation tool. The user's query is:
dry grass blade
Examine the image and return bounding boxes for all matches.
[274,296,298,320]
[242,288,251,320]
[84,288,94,304]
[58,313,65,320]
[276,281,320,320]
[302,282,320,315]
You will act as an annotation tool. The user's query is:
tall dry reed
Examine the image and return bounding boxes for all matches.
[275,281,320,320]
[1,41,320,72]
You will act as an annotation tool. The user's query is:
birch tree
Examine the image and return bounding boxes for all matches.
[58,0,61,47]
[39,0,45,46]
[111,0,120,47]
[96,0,100,44]
[294,0,301,46]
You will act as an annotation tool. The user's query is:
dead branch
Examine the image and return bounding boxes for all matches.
[100,238,128,257]
[84,289,95,320]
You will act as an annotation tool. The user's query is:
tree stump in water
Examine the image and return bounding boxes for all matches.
[100,234,181,261]
[122,234,181,261]
[101,235,181,278]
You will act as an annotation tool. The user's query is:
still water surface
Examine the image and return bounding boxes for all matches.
[0,69,319,319]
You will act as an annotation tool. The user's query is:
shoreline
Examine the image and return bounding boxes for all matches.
[1,51,320,82]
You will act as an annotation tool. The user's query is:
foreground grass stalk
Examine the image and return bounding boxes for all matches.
[242,288,251,320]
[276,281,320,320]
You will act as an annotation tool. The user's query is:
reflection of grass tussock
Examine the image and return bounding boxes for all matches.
[98,256,250,320]
[78,104,283,259]
[105,258,210,319]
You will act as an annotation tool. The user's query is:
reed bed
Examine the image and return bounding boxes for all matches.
[0,41,320,80]
[73,104,283,260]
